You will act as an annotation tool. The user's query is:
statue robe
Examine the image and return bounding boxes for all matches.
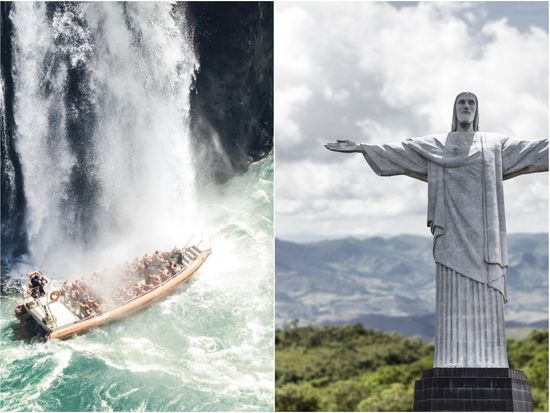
[360,132,548,367]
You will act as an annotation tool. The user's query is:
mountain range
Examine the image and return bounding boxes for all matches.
[276,234,548,339]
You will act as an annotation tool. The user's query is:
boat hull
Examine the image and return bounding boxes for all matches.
[48,249,211,340]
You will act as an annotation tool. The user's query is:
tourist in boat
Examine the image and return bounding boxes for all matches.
[133,283,145,296]
[172,262,183,274]
[30,272,48,297]
[69,287,79,301]
[159,268,171,280]
[74,285,84,300]
[145,272,160,285]
[154,250,162,261]
[80,290,90,303]
[142,282,153,293]
[122,285,133,298]
[170,247,184,265]
[61,282,69,296]
[79,302,95,318]
[136,261,146,277]
[151,256,163,271]
[143,255,153,273]
[87,298,102,313]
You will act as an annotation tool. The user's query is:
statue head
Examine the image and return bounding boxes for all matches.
[451,92,479,132]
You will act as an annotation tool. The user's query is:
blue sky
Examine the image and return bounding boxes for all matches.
[275,1,548,241]
[392,1,548,32]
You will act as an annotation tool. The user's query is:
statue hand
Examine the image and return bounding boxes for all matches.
[324,139,360,153]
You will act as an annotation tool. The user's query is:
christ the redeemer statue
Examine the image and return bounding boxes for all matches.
[325,92,548,368]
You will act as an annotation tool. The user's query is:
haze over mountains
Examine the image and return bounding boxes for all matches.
[276,234,548,340]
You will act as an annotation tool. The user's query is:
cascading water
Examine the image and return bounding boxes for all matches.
[10,2,199,274]
[1,3,274,411]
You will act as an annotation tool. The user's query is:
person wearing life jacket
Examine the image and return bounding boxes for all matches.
[30,272,48,297]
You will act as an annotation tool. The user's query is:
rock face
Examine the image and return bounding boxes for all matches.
[1,3,273,265]
[276,234,548,339]
[1,2,28,262]
[186,2,273,184]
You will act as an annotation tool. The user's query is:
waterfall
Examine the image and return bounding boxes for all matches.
[8,2,199,275]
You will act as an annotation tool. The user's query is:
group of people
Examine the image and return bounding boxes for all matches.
[58,248,188,318]
[111,249,186,303]
[61,280,103,318]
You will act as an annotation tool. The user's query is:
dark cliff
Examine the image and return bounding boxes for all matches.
[1,2,28,263]
[0,2,273,265]
[187,2,273,184]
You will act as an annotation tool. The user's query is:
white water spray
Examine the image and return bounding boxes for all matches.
[11,3,200,275]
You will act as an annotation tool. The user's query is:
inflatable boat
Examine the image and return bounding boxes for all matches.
[14,243,211,340]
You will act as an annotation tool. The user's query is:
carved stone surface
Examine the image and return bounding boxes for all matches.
[413,368,532,412]
[434,265,508,368]
[325,93,548,370]
[326,93,545,411]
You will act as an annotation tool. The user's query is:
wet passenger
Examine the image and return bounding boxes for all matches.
[80,303,95,318]
[123,287,134,300]
[30,272,48,297]
[157,268,169,281]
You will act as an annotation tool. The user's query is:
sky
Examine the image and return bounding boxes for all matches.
[275,1,549,242]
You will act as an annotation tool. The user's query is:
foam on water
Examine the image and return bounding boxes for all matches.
[1,156,273,412]
[0,337,72,410]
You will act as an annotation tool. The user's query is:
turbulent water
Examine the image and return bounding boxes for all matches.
[1,3,273,411]
[1,156,274,411]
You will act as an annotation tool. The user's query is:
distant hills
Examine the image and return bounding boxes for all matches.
[276,234,548,340]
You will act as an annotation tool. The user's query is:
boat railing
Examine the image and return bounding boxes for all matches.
[32,243,211,332]
[183,235,212,252]
[74,243,209,319]
[21,284,59,329]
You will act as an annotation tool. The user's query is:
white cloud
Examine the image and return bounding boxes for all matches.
[276,156,428,240]
[323,86,350,105]
[275,85,313,147]
[275,5,324,84]
[355,119,410,143]
[275,2,548,240]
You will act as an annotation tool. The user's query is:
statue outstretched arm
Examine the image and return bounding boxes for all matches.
[325,138,428,182]
[502,137,548,180]
[325,139,362,153]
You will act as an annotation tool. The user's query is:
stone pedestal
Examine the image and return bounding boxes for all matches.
[413,368,532,411]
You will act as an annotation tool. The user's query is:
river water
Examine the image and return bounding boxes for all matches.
[1,155,274,411]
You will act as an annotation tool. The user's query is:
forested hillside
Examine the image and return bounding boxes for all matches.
[276,324,548,411]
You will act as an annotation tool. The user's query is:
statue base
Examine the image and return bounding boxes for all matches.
[413,368,532,411]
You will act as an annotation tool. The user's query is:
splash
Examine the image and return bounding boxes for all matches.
[0,155,274,411]
[10,3,199,277]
